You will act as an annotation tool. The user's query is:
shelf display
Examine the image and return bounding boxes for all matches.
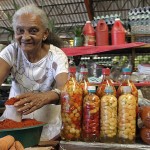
[61,42,146,56]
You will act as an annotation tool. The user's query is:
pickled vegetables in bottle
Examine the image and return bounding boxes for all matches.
[61,67,83,141]
[96,68,116,98]
[82,86,100,142]
[118,86,136,144]
[100,86,117,143]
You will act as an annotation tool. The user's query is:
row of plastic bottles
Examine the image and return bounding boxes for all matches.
[83,18,126,46]
[128,6,150,34]
[60,67,138,143]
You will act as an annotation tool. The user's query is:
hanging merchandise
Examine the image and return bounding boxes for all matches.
[96,19,109,46]
[96,68,116,99]
[61,67,83,141]
[82,86,100,142]
[82,21,95,46]
[111,18,126,45]
[118,86,136,144]
[100,86,117,143]
[117,67,138,113]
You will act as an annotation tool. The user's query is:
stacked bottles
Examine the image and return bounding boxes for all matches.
[96,68,116,99]
[100,86,117,143]
[82,86,100,142]
[117,67,138,113]
[118,86,136,144]
[61,67,83,141]
[79,66,89,97]
[83,21,95,46]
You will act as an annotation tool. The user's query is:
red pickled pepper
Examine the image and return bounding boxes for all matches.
[96,68,116,98]
[82,86,100,142]
[5,97,19,105]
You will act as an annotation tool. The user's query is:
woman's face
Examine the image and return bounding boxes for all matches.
[14,13,48,52]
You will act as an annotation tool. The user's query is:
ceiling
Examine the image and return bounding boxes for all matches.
[0,0,150,39]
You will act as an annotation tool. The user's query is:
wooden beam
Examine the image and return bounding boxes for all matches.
[84,0,93,21]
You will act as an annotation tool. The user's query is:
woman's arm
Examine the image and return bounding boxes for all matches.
[14,72,68,115]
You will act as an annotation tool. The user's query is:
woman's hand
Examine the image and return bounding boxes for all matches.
[14,92,47,115]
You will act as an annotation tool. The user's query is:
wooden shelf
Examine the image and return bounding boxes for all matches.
[62,42,146,56]
[136,44,150,48]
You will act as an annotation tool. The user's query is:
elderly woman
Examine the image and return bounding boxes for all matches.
[0,4,68,140]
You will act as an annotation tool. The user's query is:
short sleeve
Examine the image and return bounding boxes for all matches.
[51,46,69,78]
[0,43,16,67]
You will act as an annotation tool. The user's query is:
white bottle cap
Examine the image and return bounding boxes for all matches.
[86,21,91,23]
[88,86,96,92]
[115,18,120,21]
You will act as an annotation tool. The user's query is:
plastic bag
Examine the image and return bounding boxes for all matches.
[2,105,22,122]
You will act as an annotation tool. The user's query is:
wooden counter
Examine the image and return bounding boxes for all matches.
[59,141,150,150]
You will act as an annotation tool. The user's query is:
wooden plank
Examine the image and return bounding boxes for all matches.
[59,141,150,150]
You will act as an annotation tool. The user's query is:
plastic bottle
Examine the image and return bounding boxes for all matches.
[100,86,117,143]
[82,86,100,142]
[117,67,138,113]
[118,86,136,144]
[111,18,126,45]
[83,21,95,46]
[96,68,116,99]
[96,19,109,46]
[61,66,83,141]
[79,66,89,97]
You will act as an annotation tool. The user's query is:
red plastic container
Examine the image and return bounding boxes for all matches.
[83,21,95,46]
[111,18,126,45]
[96,19,109,46]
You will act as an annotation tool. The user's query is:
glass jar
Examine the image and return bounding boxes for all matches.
[82,86,100,142]
[118,86,136,144]
[100,86,117,143]
[61,67,83,141]
[96,68,116,99]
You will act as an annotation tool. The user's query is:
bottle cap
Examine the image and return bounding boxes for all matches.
[80,68,88,73]
[88,86,96,92]
[122,86,131,93]
[105,86,113,93]
[122,68,132,74]
[115,18,120,21]
[102,68,110,75]
[86,21,91,23]
[69,67,76,73]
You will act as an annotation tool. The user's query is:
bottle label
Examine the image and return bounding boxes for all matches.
[84,35,95,46]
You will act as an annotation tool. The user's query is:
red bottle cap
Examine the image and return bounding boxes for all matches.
[69,67,76,73]
[102,68,110,75]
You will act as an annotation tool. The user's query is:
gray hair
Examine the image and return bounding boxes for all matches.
[12,4,49,30]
